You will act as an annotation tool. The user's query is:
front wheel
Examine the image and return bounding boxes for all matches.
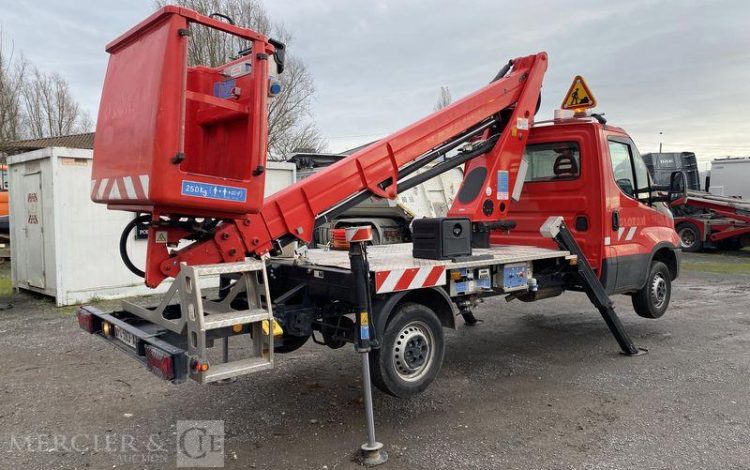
[369,302,445,398]
[632,261,671,319]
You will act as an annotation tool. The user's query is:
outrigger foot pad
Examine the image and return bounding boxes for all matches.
[360,442,388,467]
[461,311,480,326]
[621,347,649,357]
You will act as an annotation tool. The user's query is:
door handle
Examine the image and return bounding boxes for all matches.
[612,210,620,231]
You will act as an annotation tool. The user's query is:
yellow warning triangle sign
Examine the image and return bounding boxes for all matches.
[561,75,596,110]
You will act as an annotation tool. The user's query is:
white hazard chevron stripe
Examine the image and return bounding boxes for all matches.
[139,175,150,197]
[96,178,109,200]
[109,180,121,200]
[625,226,637,241]
[90,175,150,201]
[123,176,136,200]
[374,266,447,294]
[614,226,638,242]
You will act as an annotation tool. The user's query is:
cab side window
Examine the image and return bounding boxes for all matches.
[609,141,635,197]
[523,142,581,182]
[608,140,651,201]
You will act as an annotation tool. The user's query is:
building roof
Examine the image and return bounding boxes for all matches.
[286,152,345,169]
[0,132,95,155]
[339,140,379,156]
[286,140,381,169]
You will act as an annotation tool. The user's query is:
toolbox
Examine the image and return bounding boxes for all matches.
[412,217,472,260]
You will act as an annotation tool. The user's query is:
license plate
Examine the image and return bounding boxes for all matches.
[114,326,137,349]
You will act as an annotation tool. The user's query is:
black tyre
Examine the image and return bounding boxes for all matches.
[676,222,702,252]
[369,302,445,398]
[274,334,309,353]
[632,261,671,319]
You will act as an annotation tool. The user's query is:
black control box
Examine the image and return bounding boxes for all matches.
[412,217,472,260]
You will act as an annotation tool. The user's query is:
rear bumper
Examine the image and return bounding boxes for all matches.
[77,306,188,383]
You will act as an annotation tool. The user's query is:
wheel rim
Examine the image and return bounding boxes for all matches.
[393,321,435,382]
[650,273,667,309]
[678,227,696,249]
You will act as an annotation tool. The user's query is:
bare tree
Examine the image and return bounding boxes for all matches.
[21,68,92,139]
[434,86,452,111]
[0,30,92,150]
[0,30,26,144]
[156,0,326,160]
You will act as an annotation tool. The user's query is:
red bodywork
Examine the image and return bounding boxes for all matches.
[91,8,548,288]
[674,195,750,244]
[92,7,274,217]
[92,7,678,291]
[495,120,679,289]
[145,51,546,287]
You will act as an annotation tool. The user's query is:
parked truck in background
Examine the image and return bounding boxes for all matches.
[291,148,464,247]
[643,153,750,252]
[642,152,701,191]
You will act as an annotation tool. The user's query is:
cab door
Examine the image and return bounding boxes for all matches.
[492,125,605,273]
[604,136,660,292]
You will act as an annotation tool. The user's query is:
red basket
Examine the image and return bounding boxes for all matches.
[91,7,277,218]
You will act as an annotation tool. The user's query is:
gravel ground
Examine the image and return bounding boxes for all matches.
[1,251,749,469]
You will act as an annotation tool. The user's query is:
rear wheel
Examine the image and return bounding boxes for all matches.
[369,302,445,398]
[676,222,702,252]
[632,261,671,319]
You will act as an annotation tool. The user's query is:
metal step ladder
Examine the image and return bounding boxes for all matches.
[180,259,275,383]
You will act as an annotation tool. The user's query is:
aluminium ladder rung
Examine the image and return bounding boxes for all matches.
[202,309,270,330]
[191,259,265,276]
[196,357,273,384]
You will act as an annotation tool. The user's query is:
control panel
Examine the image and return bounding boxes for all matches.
[500,263,530,291]
[448,264,531,296]
[449,267,493,296]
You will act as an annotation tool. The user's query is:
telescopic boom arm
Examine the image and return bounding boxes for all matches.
[144,52,548,287]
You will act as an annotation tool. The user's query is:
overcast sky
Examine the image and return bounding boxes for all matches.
[2,0,749,165]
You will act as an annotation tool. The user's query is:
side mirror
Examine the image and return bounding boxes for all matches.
[668,171,687,205]
[616,178,634,197]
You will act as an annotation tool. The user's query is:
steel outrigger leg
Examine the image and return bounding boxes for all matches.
[540,217,645,356]
[348,227,388,467]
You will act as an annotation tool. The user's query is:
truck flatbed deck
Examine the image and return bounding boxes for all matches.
[271,243,573,296]
[686,190,750,210]
[294,243,572,271]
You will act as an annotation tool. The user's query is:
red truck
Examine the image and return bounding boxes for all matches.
[499,120,681,319]
[76,7,684,461]
[672,191,750,252]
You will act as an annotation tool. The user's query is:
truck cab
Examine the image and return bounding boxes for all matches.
[495,117,681,317]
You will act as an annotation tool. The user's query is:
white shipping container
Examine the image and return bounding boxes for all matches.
[9,148,296,306]
[709,157,750,199]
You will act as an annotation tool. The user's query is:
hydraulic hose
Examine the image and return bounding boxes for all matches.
[491,60,514,82]
[120,215,150,278]
[119,216,221,278]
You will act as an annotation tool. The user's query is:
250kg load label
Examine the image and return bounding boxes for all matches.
[181,181,247,202]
